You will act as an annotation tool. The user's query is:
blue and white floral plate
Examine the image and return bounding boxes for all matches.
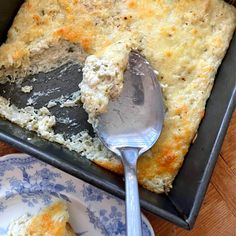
[0,154,154,236]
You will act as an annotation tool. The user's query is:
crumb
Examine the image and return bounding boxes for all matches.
[47,100,57,108]
[21,85,33,93]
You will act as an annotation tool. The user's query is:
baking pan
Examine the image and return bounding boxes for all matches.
[0,0,235,229]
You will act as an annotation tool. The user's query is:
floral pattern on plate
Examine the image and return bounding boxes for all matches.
[0,154,154,236]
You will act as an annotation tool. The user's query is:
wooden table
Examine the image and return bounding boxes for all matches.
[0,111,235,235]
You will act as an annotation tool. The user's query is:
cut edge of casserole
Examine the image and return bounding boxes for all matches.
[0,0,235,194]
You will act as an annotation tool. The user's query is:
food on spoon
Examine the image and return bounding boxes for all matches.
[0,0,235,193]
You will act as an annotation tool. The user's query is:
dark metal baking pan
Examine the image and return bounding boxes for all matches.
[0,0,235,229]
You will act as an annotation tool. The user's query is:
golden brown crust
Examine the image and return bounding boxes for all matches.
[26,201,70,235]
[0,0,235,193]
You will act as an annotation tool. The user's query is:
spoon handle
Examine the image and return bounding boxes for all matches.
[120,148,143,236]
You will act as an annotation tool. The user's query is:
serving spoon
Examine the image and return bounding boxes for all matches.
[95,51,165,236]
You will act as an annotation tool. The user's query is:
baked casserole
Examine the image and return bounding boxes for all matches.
[0,0,235,193]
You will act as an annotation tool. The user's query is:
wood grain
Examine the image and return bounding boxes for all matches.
[212,155,236,217]
[0,142,19,156]
[0,110,235,235]
[220,113,236,176]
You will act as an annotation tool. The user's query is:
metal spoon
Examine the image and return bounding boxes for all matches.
[95,51,165,236]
